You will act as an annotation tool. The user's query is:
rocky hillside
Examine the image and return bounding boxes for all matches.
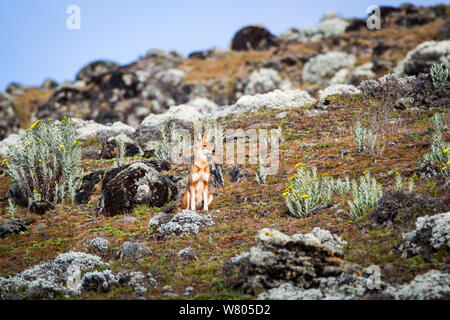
[0,4,449,300]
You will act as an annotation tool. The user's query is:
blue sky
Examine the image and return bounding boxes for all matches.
[0,0,447,90]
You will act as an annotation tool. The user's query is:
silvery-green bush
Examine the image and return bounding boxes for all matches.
[284,166,333,218]
[423,114,449,182]
[347,173,382,220]
[353,121,377,155]
[2,117,82,206]
[430,63,448,89]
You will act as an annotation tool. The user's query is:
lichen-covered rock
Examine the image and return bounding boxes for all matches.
[303,52,356,84]
[383,270,450,300]
[231,25,279,51]
[178,247,195,260]
[148,210,214,237]
[72,118,135,140]
[83,237,109,255]
[230,228,367,296]
[118,241,152,260]
[395,40,450,76]
[399,212,450,258]
[0,252,105,299]
[96,161,177,216]
[292,227,348,255]
[283,12,349,44]
[259,274,378,300]
[243,68,291,96]
[211,90,316,119]
[0,219,27,239]
[318,84,361,104]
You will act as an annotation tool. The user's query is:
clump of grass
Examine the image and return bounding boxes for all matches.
[1,117,82,206]
[430,63,448,89]
[347,172,382,220]
[353,121,377,155]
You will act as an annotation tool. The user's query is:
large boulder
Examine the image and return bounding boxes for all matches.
[302,52,356,84]
[225,228,372,297]
[0,252,105,299]
[96,161,177,216]
[231,25,279,51]
[394,40,450,76]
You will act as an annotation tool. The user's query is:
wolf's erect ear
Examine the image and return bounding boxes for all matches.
[195,134,202,142]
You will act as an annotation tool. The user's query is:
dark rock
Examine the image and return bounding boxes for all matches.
[228,166,253,183]
[210,164,224,190]
[370,190,447,225]
[30,200,55,215]
[76,170,105,204]
[345,19,367,32]
[7,183,28,207]
[417,161,440,180]
[96,161,177,216]
[231,25,279,51]
[0,219,27,239]
[188,48,224,60]
[76,60,119,82]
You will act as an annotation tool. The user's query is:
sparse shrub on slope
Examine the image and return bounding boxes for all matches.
[1,117,82,206]
[347,172,383,220]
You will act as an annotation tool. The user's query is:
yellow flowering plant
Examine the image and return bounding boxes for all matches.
[4,116,82,206]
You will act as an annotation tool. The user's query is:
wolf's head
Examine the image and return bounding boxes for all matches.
[194,133,215,160]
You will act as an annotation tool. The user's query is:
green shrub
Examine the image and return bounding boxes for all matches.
[430,63,448,89]
[2,117,82,206]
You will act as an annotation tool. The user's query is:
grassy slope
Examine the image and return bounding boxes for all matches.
[0,95,448,299]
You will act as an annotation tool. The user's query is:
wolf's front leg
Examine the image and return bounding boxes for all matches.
[203,189,209,211]
[190,185,196,211]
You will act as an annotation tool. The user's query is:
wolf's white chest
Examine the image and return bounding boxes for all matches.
[192,171,209,182]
